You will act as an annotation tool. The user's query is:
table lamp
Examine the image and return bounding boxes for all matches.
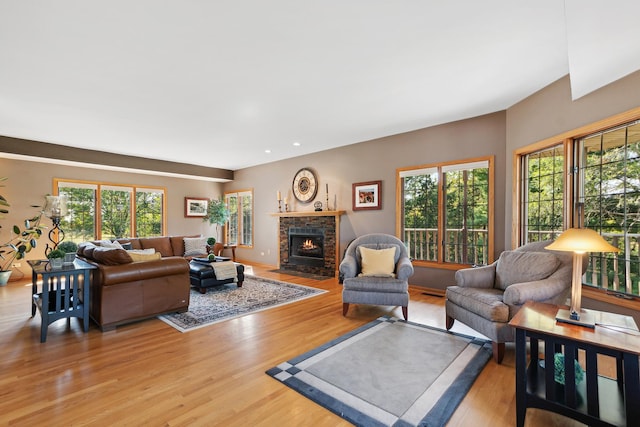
[545,228,619,328]
[43,195,68,254]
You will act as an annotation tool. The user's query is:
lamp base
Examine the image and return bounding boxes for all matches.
[555,308,595,328]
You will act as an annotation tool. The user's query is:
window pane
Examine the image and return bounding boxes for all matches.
[579,121,640,297]
[135,189,163,237]
[402,171,439,261]
[59,184,96,243]
[444,165,489,265]
[241,193,252,246]
[521,145,564,243]
[226,194,238,245]
[101,187,131,239]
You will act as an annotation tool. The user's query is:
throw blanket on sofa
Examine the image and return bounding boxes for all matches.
[211,261,238,282]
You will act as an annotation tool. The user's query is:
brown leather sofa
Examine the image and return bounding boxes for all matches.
[77,235,204,331]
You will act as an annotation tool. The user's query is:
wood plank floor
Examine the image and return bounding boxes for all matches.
[0,263,585,426]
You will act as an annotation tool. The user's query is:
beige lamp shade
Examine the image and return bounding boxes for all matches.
[545,228,620,254]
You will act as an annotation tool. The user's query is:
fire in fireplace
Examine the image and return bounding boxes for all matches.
[289,227,325,267]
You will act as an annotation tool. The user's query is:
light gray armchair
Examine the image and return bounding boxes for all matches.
[445,240,583,363]
[339,233,414,321]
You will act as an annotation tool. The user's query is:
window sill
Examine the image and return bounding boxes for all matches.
[582,286,640,312]
[411,260,476,271]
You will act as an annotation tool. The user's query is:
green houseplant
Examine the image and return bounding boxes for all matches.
[0,178,47,284]
[46,249,65,269]
[57,240,78,264]
[203,197,229,241]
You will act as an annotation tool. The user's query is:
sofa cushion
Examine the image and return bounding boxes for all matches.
[127,249,162,262]
[183,237,207,257]
[169,235,199,257]
[140,237,174,257]
[78,242,98,259]
[358,246,397,277]
[495,250,560,290]
[95,239,124,249]
[92,247,133,265]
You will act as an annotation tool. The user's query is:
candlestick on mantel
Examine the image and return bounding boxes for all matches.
[326,184,330,211]
[277,191,282,201]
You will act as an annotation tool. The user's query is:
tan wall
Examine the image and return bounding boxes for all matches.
[0,156,223,280]
[228,111,507,289]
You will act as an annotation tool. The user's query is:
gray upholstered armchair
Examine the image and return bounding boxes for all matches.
[445,240,583,363]
[339,233,414,321]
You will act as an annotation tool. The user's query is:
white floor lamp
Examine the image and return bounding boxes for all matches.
[545,228,620,328]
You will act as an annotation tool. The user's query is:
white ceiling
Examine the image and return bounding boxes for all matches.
[1,1,640,171]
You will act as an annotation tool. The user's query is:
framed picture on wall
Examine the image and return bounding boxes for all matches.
[185,197,208,217]
[352,181,382,211]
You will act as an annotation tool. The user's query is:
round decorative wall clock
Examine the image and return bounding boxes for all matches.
[292,167,318,203]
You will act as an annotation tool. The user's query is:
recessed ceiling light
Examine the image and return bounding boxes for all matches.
[293,142,301,147]
[265,149,271,154]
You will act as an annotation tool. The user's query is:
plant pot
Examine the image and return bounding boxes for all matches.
[63,253,76,264]
[0,270,12,286]
[49,258,64,269]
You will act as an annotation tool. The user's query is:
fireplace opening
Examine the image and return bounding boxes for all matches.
[289,227,325,267]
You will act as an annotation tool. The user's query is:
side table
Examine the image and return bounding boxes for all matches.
[28,259,96,343]
[509,301,640,427]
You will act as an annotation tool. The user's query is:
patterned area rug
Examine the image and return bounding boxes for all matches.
[159,275,326,332]
[267,316,491,427]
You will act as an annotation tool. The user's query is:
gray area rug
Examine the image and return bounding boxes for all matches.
[267,316,491,427]
[159,275,326,332]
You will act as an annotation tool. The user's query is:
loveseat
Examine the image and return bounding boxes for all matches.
[77,235,208,331]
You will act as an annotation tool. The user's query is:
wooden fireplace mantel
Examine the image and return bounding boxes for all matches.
[270,210,346,218]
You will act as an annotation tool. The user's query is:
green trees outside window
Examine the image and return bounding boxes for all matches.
[517,117,640,299]
[57,180,165,241]
[225,190,253,247]
[399,158,493,266]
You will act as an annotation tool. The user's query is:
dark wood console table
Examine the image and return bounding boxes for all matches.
[28,259,96,343]
[509,301,640,426]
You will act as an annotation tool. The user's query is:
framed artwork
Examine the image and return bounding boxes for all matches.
[352,181,382,211]
[185,197,208,217]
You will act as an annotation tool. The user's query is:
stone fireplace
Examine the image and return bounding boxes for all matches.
[273,211,345,277]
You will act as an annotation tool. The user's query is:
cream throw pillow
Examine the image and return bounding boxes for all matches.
[358,246,396,277]
[127,249,161,262]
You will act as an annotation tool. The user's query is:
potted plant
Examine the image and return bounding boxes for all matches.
[57,241,78,264]
[0,178,47,285]
[203,197,229,242]
[206,237,216,254]
[47,249,65,269]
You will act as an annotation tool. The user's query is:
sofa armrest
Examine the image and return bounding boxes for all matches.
[396,256,414,281]
[503,277,570,306]
[454,264,496,289]
[339,254,358,279]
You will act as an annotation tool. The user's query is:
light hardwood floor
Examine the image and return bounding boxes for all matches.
[0,263,585,426]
